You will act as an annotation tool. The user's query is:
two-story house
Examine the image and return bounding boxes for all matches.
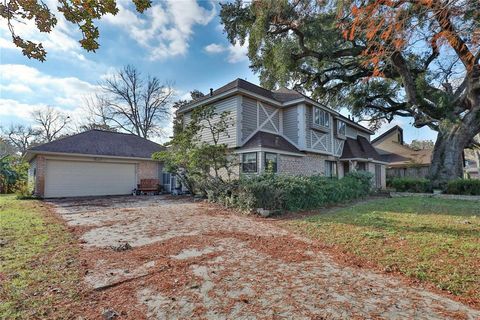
[175,79,387,189]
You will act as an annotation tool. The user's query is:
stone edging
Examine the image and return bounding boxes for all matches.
[390,192,480,201]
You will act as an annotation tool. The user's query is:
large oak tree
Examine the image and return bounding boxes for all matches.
[220,0,480,186]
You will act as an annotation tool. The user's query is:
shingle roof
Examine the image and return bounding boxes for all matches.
[178,78,275,112]
[28,130,164,159]
[341,136,383,161]
[239,131,301,154]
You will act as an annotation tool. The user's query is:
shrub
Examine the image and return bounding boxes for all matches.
[389,177,433,193]
[214,171,373,213]
[445,179,480,195]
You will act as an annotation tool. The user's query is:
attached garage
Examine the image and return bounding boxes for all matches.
[45,160,136,198]
[25,129,165,198]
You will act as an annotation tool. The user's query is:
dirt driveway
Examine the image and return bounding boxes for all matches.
[50,196,480,319]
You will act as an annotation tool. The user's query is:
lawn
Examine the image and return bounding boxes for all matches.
[288,197,480,306]
[0,195,83,319]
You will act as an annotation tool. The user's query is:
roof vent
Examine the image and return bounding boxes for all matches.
[210,88,213,96]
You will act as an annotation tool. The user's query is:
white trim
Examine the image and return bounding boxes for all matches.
[341,157,389,165]
[258,101,279,133]
[236,95,242,147]
[234,147,304,157]
[298,103,306,149]
[25,150,160,162]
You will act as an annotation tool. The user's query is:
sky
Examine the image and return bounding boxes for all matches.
[0,0,437,144]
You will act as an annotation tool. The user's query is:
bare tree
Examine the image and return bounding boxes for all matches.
[31,106,70,142]
[90,65,173,138]
[1,124,40,156]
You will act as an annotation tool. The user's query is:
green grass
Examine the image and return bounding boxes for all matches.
[289,197,480,303]
[0,195,82,319]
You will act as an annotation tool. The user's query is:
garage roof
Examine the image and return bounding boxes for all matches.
[27,130,164,159]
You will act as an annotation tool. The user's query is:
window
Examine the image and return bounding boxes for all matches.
[325,160,337,178]
[242,152,258,173]
[314,107,329,127]
[264,153,278,173]
[337,120,346,136]
[356,162,366,171]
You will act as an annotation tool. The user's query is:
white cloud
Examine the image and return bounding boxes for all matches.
[0,64,99,123]
[227,41,248,63]
[204,43,226,54]
[105,0,216,60]
[203,40,248,64]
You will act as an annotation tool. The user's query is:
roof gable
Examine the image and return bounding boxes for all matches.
[341,136,383,161]
[28,130,164,159]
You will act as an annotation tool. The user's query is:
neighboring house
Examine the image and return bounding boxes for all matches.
[25,130,165,198]
[372,126,432,178]
[464,151,480,179]
[176,78,387,189]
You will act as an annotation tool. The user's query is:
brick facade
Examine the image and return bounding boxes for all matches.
[137,161,160,183]
[279,153,336,176]
[33,155,46,197]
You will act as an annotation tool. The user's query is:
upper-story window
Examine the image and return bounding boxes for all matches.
[337,120,346,136]
[314,107,329,127]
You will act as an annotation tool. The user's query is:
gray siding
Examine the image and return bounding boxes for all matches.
[241,97,257,140]
[346,124,371,141]
[282,106,298,144]
[194,96,238,147]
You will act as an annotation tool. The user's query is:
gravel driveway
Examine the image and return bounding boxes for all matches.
[50,196,480,319]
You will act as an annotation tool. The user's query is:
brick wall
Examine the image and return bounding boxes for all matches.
[34,155,46,197]
[279,153,333,176]
[137,161,160,183]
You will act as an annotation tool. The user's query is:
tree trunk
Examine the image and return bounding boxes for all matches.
[429,127,475,188]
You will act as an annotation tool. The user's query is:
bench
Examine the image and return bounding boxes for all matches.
[137,179,160,194]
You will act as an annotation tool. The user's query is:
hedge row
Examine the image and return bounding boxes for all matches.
[388,177,433,193]
[445,179,480,195]
[207,171,373,212]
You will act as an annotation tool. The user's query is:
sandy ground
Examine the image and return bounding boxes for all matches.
[49,195,480,319]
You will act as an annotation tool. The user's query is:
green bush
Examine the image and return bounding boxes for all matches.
[215,171,373,213]
[388,177,433,193]
[445,179,480,195]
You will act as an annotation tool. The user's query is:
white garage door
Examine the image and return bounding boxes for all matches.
[45,160,136,198]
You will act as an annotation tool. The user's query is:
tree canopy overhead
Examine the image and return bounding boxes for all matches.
[220,0,480,186]
[1,0,151,61]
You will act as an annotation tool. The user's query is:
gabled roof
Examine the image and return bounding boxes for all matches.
[341,136,383,161]
[178,78,275,112]
[239,131,301,154]
[27,130,164,159]
[371,125,403,145]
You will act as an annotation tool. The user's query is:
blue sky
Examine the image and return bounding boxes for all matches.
[0,0,436,143]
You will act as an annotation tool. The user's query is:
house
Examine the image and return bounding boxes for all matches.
[176,78,387,189]
[25,130,165,198]
[371,126,432,179]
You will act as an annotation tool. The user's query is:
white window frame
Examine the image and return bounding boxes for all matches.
[241,152,258,173]
[337,120,346,136]
[314,107,329,127]
[264,152,278,173]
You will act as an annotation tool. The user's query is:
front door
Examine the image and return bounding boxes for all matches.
[343,162,350,175]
